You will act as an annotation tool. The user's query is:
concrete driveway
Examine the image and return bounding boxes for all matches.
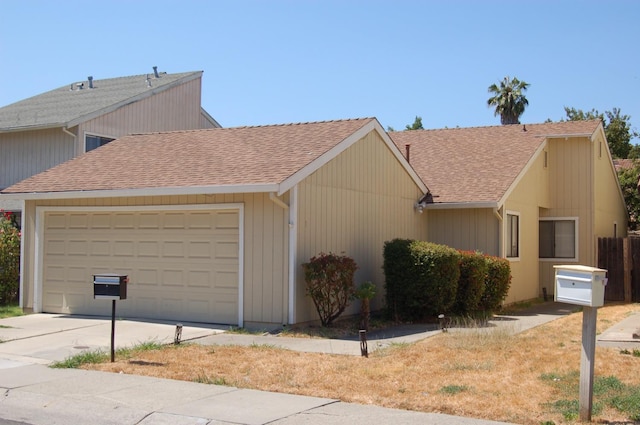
[0,313,226,367]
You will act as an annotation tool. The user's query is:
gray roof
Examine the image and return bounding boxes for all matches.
[0,71,203,132]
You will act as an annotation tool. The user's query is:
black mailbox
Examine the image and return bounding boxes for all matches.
[93,274,128,300]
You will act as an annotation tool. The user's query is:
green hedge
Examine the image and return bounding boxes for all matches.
[383,239,460,321]
[454,251,488,315]
[479,255,511,313]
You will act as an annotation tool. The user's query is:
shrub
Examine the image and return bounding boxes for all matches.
[454,251,488,315]
[0,210,20,304]
[302,252,358,326]
[355,281,376,331]
[383,239,460,321]
[479,255,511,313]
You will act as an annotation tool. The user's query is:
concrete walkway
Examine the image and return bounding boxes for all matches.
[1,302,638,425]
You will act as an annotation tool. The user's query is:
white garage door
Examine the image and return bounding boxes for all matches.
[41,208,240,325]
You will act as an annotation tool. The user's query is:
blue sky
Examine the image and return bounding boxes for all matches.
[1,0,638,133]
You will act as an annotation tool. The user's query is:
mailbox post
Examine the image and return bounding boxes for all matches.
[554,265,607,422]
[93,274,128,362]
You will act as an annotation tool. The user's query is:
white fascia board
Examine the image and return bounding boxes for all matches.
[424,201,498,210]
[1,183,279,201]
[277,119,429,196]
[201,107,222,128]
[0,123,64,133]
[544,132,594,140]
[67,72,203,128]
[497,138,548,208]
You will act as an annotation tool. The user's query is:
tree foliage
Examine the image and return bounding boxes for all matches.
[405,116,424,130]
[563,107,639,159]
[0,210,20,304]
[617,163,640,231]
[487,76,530,125]
[302,252,358,326]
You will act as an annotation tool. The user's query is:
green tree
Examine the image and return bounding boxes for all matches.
[617,163,640,231]
[405,116,424,130]
[563,107,639,159]
[487,76,530,125]
[0,210,20,304]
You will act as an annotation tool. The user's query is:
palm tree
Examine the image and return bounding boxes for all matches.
[487,76,530,125]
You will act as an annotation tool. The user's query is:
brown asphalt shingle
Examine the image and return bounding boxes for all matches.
[1,118,375,194]
[390,120,602,204]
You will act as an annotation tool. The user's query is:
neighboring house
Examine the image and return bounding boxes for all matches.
[0,68,220,216]
[390,120,628,303]
[0,118,428,328]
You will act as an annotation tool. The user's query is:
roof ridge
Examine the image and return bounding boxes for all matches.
[389,119,602,133]
[72,70,201,84]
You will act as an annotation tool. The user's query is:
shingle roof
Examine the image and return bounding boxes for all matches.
[0,71,202,131]
[1,118,376,194]
[390,120,602,205]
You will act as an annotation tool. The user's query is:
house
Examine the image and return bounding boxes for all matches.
[0,68,220,216]
[0,118,428,328]
[390,120,628,303]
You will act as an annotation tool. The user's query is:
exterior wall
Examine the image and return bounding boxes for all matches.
[0,128,74,189]
[21,192,289,326]
[296,131,428,323]
[76,78,204,155]
[426,208,499,256]
[503,146,549,303]
[539,136,595,295]
[592,130,628,238]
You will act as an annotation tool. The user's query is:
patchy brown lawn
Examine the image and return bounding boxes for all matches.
[84,303,640,425]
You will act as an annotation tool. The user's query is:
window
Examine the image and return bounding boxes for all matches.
[85,134,114,152]
[506,212,519,258]
[539,218,577,259]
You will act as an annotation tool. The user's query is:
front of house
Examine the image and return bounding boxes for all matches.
[2,118,428,328]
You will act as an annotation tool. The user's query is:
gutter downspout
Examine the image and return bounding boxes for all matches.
[494,206,503,257]
[269,190,297,325]
[62,127,77,155]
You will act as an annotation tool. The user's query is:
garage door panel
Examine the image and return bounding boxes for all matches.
[42,209,240,324]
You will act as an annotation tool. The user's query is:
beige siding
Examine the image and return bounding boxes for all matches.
[539,136,595,295]
[296,131,427,323]
[427,209,499,255]
[0,129,74,188]
[21,193,289,326]
[593,130,628,238]
[503,149,549,303]
[76,78,205,155]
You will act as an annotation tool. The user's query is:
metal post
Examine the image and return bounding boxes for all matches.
[111,300,116,363]
[579,306,597,421]
[359,330,368,357]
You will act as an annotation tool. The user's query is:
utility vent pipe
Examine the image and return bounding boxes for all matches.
[88,76,93,89]
[153,66,159,78]
[405,144,411,164]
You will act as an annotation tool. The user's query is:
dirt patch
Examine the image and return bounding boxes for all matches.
[83,303,640,424]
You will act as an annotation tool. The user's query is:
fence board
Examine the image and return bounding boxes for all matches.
[598,237,625,301]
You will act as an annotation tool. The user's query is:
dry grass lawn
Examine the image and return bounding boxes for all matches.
[84,303,640,424]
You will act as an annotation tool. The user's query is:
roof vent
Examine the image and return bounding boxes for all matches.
[146,74,152,87]
[522,124,527,132]
[88,76,94,89]
[76,82,84,90]
[153,66,159,78]
[405,144,411,164]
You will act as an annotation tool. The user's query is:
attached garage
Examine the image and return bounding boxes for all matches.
[37,205,242,325]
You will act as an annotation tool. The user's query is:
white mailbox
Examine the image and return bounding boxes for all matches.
[554,265,607,307]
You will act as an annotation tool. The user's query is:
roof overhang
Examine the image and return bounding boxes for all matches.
[423,201,498,210]
[0,123,66,133]
[0,183,279,201]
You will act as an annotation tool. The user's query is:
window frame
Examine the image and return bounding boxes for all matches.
[539,217,579,262]
[84,132,115,153]
[505,211,520,260]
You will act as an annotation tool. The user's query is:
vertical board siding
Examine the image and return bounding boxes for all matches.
[427,209,498,255]
[296,131,427,323]
[23,193,288,326]
[0,129,74,188]
[593,131,628,238]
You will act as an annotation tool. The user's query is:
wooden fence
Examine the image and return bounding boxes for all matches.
[597,237,640,302]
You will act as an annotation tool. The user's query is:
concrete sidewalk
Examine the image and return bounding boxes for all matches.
[1,302,639,425]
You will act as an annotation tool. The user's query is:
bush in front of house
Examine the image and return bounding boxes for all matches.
[453,250,488,315]
[479,255,512,314]
[303,252,358,326]
[383,239,460,321]
[0,210,20,304]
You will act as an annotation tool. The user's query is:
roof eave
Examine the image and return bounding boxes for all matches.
[0,123,65,133]
[424,201,499,210]
[0,183,279,201]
